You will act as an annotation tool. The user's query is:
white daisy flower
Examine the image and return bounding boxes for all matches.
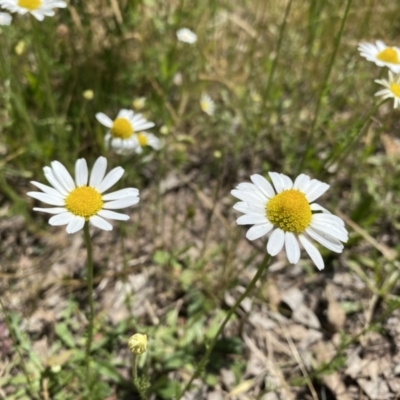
[374,71,400,108]
[0,0,67,21]
[358,40,400,73]
[0,11,12,25]
[96,109,155,156]
[27,157,140,234]
[231,173,348,270]
[176,28,197,44]
[132,132,161,154]
[200,93,215,116]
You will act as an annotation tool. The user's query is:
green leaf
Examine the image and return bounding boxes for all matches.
[55,323,76,348]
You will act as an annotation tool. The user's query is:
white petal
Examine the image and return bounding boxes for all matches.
[102,188,140,201]
[66,216,85,234]
[31,11,44,20]
[89,215,113,231]
[51,161,76,192]
[285,232,300,264]
[118,109,133,119]
[95,167,124,193]
[97,209,130,221]
[134,145,143,154]
[376,40,386,51]
[30,181,64,198]
[44,167,69,196]
[95,112,113,128]
[234,184,266,200]
[293,174,310,190]
[49,212,75,226]
[268,172,285,193]
[250,174,275,198]
[305,227,344,253]
[310,203,331,214]
[147,135,161,150]
[310,221,348,242]
[233,201,265,215]
[312,213,345,227]
[134,121,155,131]
[231,189,266,205]
[33,207,67,214]
[304,180,330,203]
[75,159,88,186]
[27,192,65,206]
[89,157,107,187]
[103,196,139,209]
[299,234,325,270]
[236,214,267,225]
[130,113,144,122]
[267,228,285,256]
[236,182,263,193]
[246,222,273,240]
[280,174,293,190]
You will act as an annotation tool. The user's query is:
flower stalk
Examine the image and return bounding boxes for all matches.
[83,222,94,395]
[179,254,271,398]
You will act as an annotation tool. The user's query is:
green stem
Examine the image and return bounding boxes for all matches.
[84,222,94,397]
[0,298,38,399]
[298,0,353,173]
[179,254,271,398]
[132,354,138,381]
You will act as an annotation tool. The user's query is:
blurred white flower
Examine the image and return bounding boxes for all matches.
[96,109,155,155]
[358,40,400,73]
[0,0,67,21]
[176,28,197,44]
[132,132,161,154]
[375,71,400,108]
[200,93,215,116]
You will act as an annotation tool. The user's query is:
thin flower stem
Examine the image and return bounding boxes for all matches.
[83,222,94,397]
[132,354,138,381]
[298,0,353,173]
[179,254,271,398]
[0,298,38,400]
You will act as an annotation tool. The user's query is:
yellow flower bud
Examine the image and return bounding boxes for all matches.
[132,97,146,110]
[128,334,148,354]
[15,41,26,56]
[160,125,169,135]
[82,90,94,100]
[213,150,222,159]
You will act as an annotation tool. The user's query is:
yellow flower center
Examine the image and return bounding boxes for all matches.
[137,133,148,147]
[65,187,103,220]
[266,189,312,234]
[18,0,41,10]
[377,47,399,64]
[390,82,400,97]
[111,118,133,139]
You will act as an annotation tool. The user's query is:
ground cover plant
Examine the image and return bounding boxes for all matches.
[1,0,400,399]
